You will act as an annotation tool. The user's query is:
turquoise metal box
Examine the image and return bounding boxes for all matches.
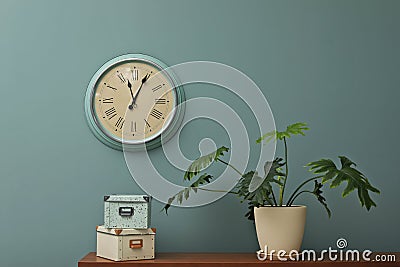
[104,195,151,229]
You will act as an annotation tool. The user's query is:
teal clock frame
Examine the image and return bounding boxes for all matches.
[84,54,185,151]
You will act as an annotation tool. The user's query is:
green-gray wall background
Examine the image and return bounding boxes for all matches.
[1,0,399,266]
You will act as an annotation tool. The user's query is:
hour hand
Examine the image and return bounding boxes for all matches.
[127,80,134,98]
[127,80,135,110]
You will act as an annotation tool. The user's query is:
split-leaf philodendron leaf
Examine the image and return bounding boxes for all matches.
[312,180,331,217]
[307,156,380,210]
[184,146,229,181]
[256,122,309,143]
[236,158,285,220]
[163,173,214,214]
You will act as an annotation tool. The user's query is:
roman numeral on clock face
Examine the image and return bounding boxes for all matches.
[150,109,163,120]
[131,121,136,132]
[115,117,124,129]
[152,84,162,92]
[104,107,117,119]
[144,119,151,128]
[155,98,166,104]
[117,71,126,83]
[105,84,117,91]
[102,97,114,104]
[132,69,139,81]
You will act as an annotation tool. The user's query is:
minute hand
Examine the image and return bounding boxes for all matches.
[132,74,150,104]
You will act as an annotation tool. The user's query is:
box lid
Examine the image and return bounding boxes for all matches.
[103,195,151,203]
[96,226,156,236]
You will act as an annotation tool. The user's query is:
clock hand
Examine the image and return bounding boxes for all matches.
[127,80,135,99]
[132,74,150,105]
[127,80,135,110]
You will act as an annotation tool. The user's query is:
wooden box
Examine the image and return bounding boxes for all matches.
[96,226,155,261]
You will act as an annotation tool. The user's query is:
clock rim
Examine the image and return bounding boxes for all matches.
[84,53,185,151]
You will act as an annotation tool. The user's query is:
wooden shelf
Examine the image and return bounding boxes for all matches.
[78,252,399,267]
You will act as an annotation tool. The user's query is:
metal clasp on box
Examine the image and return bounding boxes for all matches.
[129,239,143,249]
[119,207,134,216]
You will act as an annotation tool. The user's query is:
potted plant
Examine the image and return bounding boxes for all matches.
[163,122,380,257]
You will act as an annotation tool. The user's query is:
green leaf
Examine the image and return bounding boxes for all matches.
[248,160,284,193]
[244,203,257,221]
[184,188,190,200]
[312,180,331,218]
[235,158,286,220]
[264,158,286,185]
[284,122,309,138]
[257,122,309,143]
[162,173,214,214]
[256,130,276,144]
[190,173,214,188]
[307,156,380,211]
[163,196,176,215]
[184,146,229,181]
[177,191,183,203]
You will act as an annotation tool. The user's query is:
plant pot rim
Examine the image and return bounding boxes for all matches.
[255,205,307,209]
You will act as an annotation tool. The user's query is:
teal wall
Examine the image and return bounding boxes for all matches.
[1,0,399,266]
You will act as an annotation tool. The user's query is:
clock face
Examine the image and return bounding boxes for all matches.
[90,58,179,146]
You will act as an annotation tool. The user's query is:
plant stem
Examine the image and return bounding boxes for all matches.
[217,158,244,177]
[286,176,323,205]
[279,137,289,206]
[287,190,313,206]
[196,187,239,195]
[271,190,278,206]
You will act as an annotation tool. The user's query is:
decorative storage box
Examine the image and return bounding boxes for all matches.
[104,195,151,229]
[96,226,155,261]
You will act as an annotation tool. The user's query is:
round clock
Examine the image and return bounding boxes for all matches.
[84,54,185,151]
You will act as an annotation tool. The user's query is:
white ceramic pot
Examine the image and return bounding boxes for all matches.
[254,206,307,256]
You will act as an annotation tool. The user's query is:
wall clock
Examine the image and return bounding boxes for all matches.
[84,54,185,151]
